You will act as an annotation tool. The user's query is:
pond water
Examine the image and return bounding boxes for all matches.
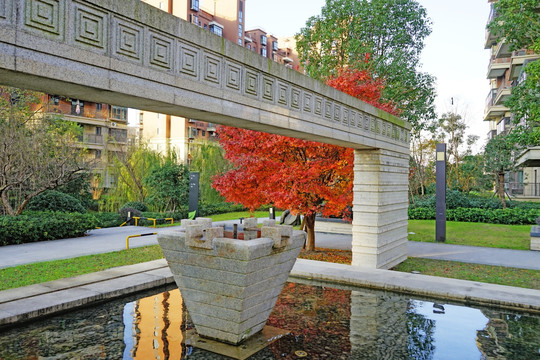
[0,280,538,359]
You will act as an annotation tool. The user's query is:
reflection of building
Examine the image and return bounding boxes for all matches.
[349,290,410,359]
[40,95,128,189]
[138,0,302,163]
[124,289,184,359]
[484,0,540,199]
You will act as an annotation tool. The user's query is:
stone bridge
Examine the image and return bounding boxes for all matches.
[0,0,411,269]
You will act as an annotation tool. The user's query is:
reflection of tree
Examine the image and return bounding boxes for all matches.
[477,311,540,360]
[407,301,435,360]
[266,282,352,359]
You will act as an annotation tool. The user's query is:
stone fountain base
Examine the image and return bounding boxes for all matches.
[158,218,305,345]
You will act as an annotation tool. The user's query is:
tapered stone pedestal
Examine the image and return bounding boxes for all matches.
[158,219,304,345]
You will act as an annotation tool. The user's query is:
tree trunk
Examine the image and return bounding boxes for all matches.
[304,213,316,251]
[499,171,506,209]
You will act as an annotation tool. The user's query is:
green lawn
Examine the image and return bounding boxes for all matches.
[208,210,282,222]
[0,245,164,291]
[408,220,531,250]
[393,257,540,290]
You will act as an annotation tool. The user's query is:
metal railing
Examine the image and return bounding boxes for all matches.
[506,183,540,197]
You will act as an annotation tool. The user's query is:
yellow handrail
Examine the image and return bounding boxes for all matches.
[126,232,157,249]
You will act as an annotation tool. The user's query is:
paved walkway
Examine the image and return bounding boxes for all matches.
[0,223,539,270]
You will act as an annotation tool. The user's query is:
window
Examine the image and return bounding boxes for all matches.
[110,106,127,120]
[209,24,223,37]
[50,95,59,105]
[96,127,102,136]
[190,0,199,11]
[190,14,199,25]
[71,99,84,115]
[238,38,242,45]
[202,130,206,137]
[238,24,243,38]
[247,44,251,50]
[260,35,267,46]
[95,150,102,159]
[96,103,102,111]
[272,41,278,51]
[261,47,267,57]
[239,2,243,23]
[204,24,207,30]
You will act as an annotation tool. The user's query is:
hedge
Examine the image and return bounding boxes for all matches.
[26,190,86,213]
[0,211,97,246]
[409,207,539,225]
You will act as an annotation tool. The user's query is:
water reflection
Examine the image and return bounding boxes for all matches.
[0,282,538,359]
[123,290,184,359]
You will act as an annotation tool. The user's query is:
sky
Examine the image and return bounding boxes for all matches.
[245,0,492,152]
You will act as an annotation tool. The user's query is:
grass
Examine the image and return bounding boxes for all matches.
[298,248,540,290]
[408,220,531,250]
[0,245,164,291]
[393,257,540,290]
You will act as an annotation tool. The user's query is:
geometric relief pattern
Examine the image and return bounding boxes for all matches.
[262,77,274,102]
[324,101,332,120]
[342,108,349,126]
[277,82,288,106]
[225,62,242,92]
[349,110,356,128]
[179,43,199,78]
[291,88,300,110]
[203,53,221,85]
[113,17,143,62]
[334,104,341,123]
[364,114,370,131]
[314,96,323,116]
[73,3,107,51]
[149,31,174,71]
[303,92,312,113]
[24,0,65,37]
[245,69,259,97]
[381,121,386,136]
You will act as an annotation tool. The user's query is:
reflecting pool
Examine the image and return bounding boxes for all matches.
[0,281,538,359]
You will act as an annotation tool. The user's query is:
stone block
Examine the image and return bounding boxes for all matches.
[204,227,224,241]
[196,217,213,228]
[186,225,213,249]
[531,236,540,251]
[181,219,197,228]
[244,217,258,230]
[262,219,276,227]
[213,238,274,260]
[261,227,282,248]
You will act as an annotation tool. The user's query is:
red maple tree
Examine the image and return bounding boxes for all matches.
[213,69,398,251]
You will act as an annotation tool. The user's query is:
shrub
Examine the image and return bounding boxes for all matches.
[0,211,97,246]
[118,207,142,220]
[121,201,148,212]
[198,202,244,216]
[27,190,86,213]
[408,206,540,225]
[92,212,124,228]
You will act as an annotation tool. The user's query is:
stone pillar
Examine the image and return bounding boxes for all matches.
[352,149,409,269]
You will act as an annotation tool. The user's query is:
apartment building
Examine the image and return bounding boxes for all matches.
[41,95,128,188]
[484,0,540,199]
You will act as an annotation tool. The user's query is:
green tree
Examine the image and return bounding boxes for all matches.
[0,87,87,215]
[296,0,436,133]
[189,141,229,204]
[104,143,162,211]
[488,0,540,145]
[144,160,189,212]
[484,134,516,208]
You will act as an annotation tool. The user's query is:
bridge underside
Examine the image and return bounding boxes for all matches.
[0,0,411,269]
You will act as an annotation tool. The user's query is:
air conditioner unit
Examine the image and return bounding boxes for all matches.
[110,122,117,127]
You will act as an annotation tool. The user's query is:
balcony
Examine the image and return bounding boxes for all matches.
[506,182,540,198]
[494,83,511,105]
[516,147,540,168]
[487,57,511,78]
[484,89,509,121]
[492,41,511,58]
[496,116,511,135]
[484,5,498,49]
[510,51,540,79]
[84,134,104,145]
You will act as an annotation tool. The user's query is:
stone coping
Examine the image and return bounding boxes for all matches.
[530,225,540,237]
[0,259,538,330]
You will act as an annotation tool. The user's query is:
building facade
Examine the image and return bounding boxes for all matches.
[484,0,540,199]
[41,95,128,189]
